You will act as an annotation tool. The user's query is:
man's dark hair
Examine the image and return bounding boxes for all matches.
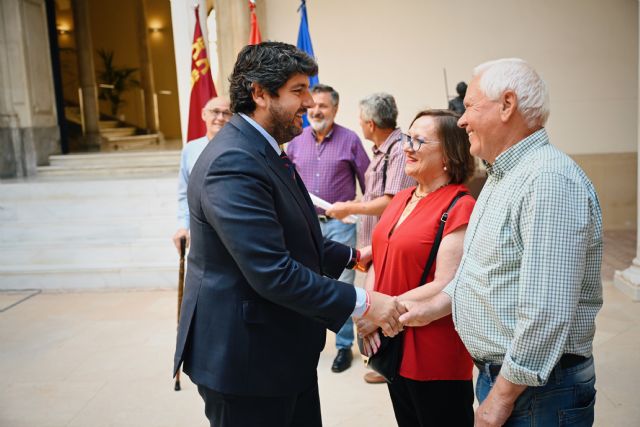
[310,84,339,106]
[410,109,475,184]
[229,41,318,114]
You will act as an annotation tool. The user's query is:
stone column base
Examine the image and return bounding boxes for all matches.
[614,258,640,301]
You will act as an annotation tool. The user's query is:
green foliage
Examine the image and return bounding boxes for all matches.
[96,49,140,116]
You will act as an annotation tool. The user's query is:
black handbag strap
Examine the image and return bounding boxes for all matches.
[417,191,469,287]
[381,137,401,191]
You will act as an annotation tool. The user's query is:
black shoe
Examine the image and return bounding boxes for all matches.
[331,349,353,373]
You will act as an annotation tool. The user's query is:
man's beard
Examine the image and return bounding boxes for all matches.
[268,103,304,144]
[309,117,328,133]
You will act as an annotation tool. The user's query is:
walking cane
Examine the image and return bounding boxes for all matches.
[174,236,186,391]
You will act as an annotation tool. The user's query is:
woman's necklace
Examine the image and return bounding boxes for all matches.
[412,182,449,200]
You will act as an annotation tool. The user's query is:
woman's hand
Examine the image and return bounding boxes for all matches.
[360,330,382,357]
[399,295,453,328]
[356,317,377,337]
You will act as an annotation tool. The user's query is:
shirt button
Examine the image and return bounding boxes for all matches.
[316,173,320,177]
[317,157,320,160]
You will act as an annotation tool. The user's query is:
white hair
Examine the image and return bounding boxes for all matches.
[473,58,550,128]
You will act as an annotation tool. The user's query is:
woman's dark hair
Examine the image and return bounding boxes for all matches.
[410,109,475,184]
[229,41,318,114]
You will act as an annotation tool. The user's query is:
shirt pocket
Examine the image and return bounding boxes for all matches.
[365,169,385,197]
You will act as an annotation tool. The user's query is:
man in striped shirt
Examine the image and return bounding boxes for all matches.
[400,59,603,426]
[326,93,415,249]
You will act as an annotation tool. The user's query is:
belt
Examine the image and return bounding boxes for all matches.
[317,215,332,222]
[473,354,588,376]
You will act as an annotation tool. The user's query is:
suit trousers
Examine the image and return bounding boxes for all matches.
[197,382,322,427]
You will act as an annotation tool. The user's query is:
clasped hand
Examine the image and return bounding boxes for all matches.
[357,296,442,356]
[361,292,406,338]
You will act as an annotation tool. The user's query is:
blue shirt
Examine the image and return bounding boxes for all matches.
[177,136,209,229]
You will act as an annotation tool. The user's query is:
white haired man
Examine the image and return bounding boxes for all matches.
[400,58,603,426]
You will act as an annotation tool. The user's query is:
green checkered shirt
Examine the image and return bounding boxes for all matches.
[444,128,603,386]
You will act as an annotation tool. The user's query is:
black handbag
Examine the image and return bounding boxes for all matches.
[357,192,468,383]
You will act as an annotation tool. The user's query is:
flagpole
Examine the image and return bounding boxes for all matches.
[297,0,317,127]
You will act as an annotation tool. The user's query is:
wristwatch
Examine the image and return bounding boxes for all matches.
[346,248,360,270]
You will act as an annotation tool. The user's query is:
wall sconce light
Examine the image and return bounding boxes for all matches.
[57,25,72,35]
[148,21,163,33]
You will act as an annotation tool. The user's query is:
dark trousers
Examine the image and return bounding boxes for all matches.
[197,382,322,427]
[387,376,474,427]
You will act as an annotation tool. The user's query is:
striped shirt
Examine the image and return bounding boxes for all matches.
[444,128,603,386]
[357,128,415,247]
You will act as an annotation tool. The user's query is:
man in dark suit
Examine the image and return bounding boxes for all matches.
[174,41,405,427]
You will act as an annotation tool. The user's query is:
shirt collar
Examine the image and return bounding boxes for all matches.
[239,113,281,155]
[485,128,549,178]
[311,125,335,142]
[372,128,402,155]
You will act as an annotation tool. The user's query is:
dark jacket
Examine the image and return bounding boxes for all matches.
[173,114,356,396]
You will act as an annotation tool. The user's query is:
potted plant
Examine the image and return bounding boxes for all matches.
[96,49,140,117]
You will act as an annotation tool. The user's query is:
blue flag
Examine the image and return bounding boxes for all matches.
[297,0,317,127]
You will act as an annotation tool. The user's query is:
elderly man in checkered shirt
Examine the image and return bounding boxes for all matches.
[400,58,603,427]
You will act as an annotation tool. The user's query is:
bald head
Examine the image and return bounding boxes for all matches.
[202,97,232,139]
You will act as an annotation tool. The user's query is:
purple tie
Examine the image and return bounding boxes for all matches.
[280,152,296,181]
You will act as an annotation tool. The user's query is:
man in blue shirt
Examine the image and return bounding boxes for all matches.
[172,96,231,253]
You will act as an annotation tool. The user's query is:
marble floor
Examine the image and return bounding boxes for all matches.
[0,231,638,427]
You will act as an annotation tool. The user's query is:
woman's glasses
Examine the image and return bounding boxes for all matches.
[401,133,441,152]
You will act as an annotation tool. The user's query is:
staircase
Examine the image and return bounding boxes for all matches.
[0,175,180,291]
[64,106,160,151]
[37,151,181,178]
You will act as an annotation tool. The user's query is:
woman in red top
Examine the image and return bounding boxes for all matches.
[358,110,476,426]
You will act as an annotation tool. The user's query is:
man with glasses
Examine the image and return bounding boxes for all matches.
[172,96,232,253]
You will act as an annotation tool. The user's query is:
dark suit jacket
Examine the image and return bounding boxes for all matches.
[173,114,356,397]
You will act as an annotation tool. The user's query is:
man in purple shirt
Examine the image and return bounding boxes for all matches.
[287,84,370,373]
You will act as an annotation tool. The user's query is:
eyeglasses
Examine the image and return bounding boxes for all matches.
[207,109,232,119]
[401,133,441,151]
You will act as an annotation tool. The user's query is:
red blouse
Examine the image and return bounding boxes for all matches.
[372,184,475,381]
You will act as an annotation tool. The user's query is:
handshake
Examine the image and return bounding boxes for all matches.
[356,291,451,357]
[360,292,407,338]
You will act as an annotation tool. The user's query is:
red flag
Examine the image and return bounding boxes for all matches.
[248,1,262,45]
[187,6,217,142]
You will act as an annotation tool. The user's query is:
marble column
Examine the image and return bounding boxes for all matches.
[71,0,101,150]
[613,1,640,301]
[214,0,251,98]
[0,0,58,177]
[135,0,160,135]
